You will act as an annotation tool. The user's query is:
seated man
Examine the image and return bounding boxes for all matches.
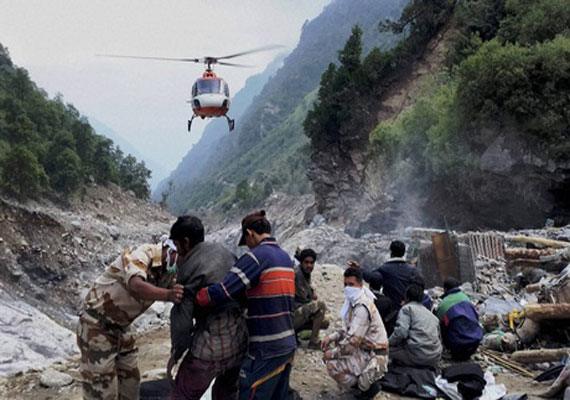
[322,267,388,399]
[389,282,442,368]
[293,248,329,348]
[351,240,420,335]
[436,278,483,361]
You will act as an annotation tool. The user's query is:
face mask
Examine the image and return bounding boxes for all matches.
[165,247,178,274]
[163,239,178,274]
[344,286,362,305]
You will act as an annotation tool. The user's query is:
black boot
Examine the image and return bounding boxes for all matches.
[358,381,381,400]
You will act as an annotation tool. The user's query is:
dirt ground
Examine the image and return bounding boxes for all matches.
[0,263,554,399]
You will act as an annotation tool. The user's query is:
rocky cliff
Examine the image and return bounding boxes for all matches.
[307,0,570,235]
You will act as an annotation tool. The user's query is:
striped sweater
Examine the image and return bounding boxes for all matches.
[199,238,296,359]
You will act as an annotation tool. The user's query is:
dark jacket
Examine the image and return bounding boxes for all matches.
[294,267,313,309]
[170,242,238,362]
[435,288,483,352]
[362,258,420,308]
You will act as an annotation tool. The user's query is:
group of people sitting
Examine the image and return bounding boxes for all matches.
[294,241,484,398]
[76,210,483,400]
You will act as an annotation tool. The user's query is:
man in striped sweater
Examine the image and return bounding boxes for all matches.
[196,210,296,400]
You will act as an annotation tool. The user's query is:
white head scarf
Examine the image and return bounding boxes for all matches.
[340,285,376,328]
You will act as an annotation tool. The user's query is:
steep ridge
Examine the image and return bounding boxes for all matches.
[158,0,407,215]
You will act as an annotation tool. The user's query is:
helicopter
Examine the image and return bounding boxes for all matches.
[98,45,283,132]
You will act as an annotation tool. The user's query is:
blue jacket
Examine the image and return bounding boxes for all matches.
[436,288,483,351]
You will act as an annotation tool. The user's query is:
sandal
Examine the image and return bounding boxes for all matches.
[308,341,321,350]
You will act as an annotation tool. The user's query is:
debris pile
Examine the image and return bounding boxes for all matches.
[415,225,570,398]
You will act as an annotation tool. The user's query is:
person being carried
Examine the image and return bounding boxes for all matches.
[196,210,296,400]
[77,235,183,400]
[322,267,388,399]
[350,240,420,335]
[168,215,248,400]
[436,277,483,361]
[388,281,442,368]
[293,248,329,349]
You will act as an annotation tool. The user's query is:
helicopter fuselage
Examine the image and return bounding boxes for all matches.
[190,73,230,118]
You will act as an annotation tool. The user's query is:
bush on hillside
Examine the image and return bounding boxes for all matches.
[456,36,570,156]
[0,145,49,199]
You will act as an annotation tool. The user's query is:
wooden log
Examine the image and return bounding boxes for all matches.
[504,235,570,248]
[507,259,566,273]
[511,348,570,364]
[525,283,542,293]
[505,248,558,260]
[524,303,570,321]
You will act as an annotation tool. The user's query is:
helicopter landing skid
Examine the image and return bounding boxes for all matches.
[225,116,235,132]
[188,116,196,132]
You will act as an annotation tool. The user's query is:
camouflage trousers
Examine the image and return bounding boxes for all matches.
[326,349,388,390]
[77,313,140,400]
[293,300,328,331]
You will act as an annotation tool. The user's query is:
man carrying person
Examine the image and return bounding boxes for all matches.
[350,240,420,334]
[196,210,296,400]
[168,215,248,400]
[436,277,483,361]
[322,267,388,399]
[293,248,329,349]
[77,235,184,400]
[388,281,442,368]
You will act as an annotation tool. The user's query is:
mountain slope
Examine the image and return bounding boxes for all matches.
[0,44,152,199]
[89,118,168,189]
[151,53,286,209]
[159,0,407,215]
[306,0,570,233]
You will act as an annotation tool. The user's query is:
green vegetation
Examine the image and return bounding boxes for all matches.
[305,0,458,150]
[366,0,570,188]
[183,91,317,213]
[0,44,151,200]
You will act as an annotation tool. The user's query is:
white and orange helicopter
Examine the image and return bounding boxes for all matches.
[99,45,283,132]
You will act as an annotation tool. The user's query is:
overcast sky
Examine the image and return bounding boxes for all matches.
[0,0,330,186]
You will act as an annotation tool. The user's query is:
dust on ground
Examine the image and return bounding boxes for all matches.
[0,263,551,400]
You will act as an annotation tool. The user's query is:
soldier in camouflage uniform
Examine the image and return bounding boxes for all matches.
[77,237,184,400]
[322,267,388,399]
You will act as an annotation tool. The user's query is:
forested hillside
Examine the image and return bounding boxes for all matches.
[156,0,407,216]
[306,0,570,233]
[0,45,151,200]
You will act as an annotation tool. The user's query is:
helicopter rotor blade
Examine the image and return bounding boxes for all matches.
[215,44,285,60]
[97,54,201,63]
[217,61,254,68]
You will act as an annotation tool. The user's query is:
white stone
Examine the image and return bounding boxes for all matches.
[39,368,73,388]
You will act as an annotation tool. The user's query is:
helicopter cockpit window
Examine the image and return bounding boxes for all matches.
[196,79,221,94]
[224,82,230,97]
[192,83,198,97]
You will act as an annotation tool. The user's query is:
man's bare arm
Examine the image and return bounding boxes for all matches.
[128,276,183,303]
